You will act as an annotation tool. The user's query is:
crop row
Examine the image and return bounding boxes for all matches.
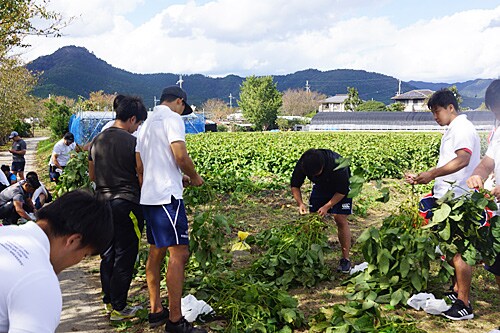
[186,132,443,191]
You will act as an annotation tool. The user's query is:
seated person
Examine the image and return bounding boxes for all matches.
[27,171,52,210]
[1,164,17,185]
[0,172,40,225]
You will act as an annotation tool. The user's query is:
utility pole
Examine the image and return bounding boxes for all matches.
[229,93,235,108]
[176,74,184,88]
[305,80,310,93]
[397,79,401,96]
[153,96,160,106]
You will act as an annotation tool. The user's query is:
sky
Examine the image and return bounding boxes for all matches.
[18,0,500,83]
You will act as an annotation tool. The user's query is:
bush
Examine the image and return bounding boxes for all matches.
[12,119,32,137]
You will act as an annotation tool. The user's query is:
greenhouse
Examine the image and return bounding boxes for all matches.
[309,111,496,131]
[68,111,206,144]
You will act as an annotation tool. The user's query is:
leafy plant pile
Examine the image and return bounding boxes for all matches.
[309,301,425,333]
[180,213,334,332]
[250,214,332,288]
[344,196,436,307]
[54,150,93,197]
[426,188,500,267]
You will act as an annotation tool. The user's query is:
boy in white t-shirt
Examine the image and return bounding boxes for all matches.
[467,79,500,297]
[405,89,480,320]
[49,132,80,182]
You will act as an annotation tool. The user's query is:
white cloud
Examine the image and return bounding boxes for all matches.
[19,1,500,82]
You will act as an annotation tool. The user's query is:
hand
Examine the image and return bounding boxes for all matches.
[491,185,500,201]
[182,175,191,187]
[466,175,484,189]
[190,174,204,187]
[404,173,417,185]
[413,171,434,184]
[317,205,330,217]
[298,203,308,215]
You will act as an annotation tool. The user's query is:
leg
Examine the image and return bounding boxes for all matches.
[109,201,144,310]
[166,244,190,322]
[100,244,115,305]
[146,244,167,314]
[452,253,472,304]
[333,214,351,259]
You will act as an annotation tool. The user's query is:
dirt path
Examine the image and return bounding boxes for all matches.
[1,136,112,332]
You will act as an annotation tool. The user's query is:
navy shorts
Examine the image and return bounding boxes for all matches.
[143,197,189,248]
[485,254,500,276]
[309,188,352,215]
[11,161,25,172]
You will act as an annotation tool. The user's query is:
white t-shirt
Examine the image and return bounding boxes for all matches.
[32,182,48,205]
[0,172,8,187]
[433,114,480,198]
[0,222,61,333]
[101,121,140,137]
[49,139,77,167]
[136,105,185,205]
[486,128,500,181]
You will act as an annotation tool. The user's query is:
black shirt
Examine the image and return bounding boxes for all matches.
[89,127,140,203]
[290,149,350,196]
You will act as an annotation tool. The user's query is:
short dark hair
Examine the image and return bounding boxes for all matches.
[1,165,9,172]
[113,94,126,110]
[485,79,500,112]
[36,190,113,255]
[301,149,325,178]
[115,96,148,122]
[427,89,459,112]
[159,94,179,104]
[25,171,41,189]
[63,132,74,142]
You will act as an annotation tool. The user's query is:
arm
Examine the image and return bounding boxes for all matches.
[135,152,144,187]
[317,192,346,217]
[51,153,63,169]
[413,149,471,184]
[466,156,495,189]
[291,186,308,214]
[9,149,26,156]
[13,200,34,221]
[170,141,203,186]
[88,160,95,182]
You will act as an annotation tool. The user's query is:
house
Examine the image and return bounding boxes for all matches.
[391,89,434,112]
[318,94,349,112]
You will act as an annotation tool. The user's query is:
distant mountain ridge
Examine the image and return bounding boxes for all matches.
[27,46,489,109]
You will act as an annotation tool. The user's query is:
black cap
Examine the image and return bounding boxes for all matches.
[63,132,75,142]
[160,86,193,116]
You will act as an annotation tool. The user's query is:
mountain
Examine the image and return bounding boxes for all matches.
[27,45,482,109]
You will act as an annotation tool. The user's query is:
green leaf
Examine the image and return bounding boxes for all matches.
[399,258,410,278]
[411,273,423,291]
[433,203,451,223]
[438,222,451,241]
[390,289,403,306]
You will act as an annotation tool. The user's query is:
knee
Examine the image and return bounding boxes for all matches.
[169,247,190,265]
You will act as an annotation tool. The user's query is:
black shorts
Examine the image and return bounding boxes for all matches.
[11,161,25,172]
[485,254,500,276]
[309,187,352,215]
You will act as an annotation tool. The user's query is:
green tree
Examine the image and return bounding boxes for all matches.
[45,98,72,138]
[449,85,463,109]
[356,100,386,112]
[238,76,282,130]
[387,102,405,112]
[0,0,64,53]
[344,87,362,111]
[0,56,37,142]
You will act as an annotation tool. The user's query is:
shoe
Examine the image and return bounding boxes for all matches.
[442,299,474,320]
[149,307,169,328]
[104,303,113,314]
[337,258,351,273]
[165,317,207,333]
[110,305,143,321]
[444,288,458,303]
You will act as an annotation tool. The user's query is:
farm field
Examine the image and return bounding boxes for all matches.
[36,131,499,333]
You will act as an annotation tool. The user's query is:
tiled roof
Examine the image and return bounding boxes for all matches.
[321,94,348,104]
[391,89,434,100]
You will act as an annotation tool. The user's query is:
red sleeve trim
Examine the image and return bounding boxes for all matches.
[459,148,472,155]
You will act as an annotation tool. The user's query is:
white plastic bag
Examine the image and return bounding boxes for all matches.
[423,299,450,315]
[181,294,214,323]
[349,262,368,275]
[407,293,435,310]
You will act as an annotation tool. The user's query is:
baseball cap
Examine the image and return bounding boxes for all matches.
[9,131,18,139]
[160,86,193,115]
[63,132,75,143]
